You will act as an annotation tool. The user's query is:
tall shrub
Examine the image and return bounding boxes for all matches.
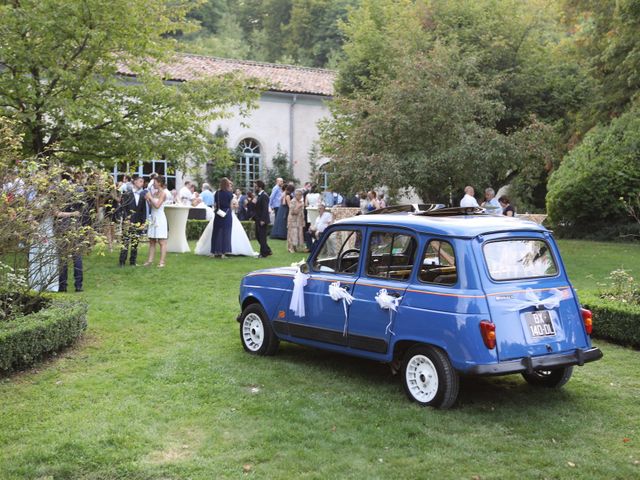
[547,106,640,238]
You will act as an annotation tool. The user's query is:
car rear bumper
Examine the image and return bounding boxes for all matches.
[465,347,603,376]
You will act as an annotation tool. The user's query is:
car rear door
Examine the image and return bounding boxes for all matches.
[478,232,590,361]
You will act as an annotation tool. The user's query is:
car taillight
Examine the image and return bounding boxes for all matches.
[581,308,593,335]
[479,320,496,349]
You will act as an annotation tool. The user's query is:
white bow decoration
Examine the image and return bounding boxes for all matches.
[505,288,566,312]
[376,289,402,335]
[329,281,355,336]
[289,268,309,317]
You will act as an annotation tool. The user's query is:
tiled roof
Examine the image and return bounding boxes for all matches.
[121,54,336,96]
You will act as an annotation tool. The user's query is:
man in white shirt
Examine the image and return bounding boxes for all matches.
[178,180,193,206]
[460,186,479,208]
[269,177,284,214]
[310,204,332,244]
[481,187,502,214]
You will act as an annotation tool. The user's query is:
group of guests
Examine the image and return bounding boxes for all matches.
[460,186,515,216]
[116,173,172,268]
[268,178,335,254]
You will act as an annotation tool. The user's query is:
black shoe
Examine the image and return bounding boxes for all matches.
[75,288,83,292]
[58,288,67,293]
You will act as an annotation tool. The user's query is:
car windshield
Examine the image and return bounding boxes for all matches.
[483,239,558,281]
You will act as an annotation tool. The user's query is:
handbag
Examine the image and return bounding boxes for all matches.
[214,191,227,217]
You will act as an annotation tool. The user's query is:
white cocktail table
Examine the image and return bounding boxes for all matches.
[164,205,191,253]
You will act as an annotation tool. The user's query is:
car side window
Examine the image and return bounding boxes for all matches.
[419,240,457,285]
[366,231,417,281]
[312,229,362,275]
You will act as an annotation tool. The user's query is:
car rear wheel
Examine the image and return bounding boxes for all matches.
[240,303,279,356]
[521,366,573,388]
[401,345,459,409]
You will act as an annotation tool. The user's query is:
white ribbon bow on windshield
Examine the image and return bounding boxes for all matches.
[376,289,402,335]
[329,281,355,336]
[289,268,309,317]
[505,288,566,311]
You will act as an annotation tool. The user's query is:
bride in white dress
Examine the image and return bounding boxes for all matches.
[195,208,258,257]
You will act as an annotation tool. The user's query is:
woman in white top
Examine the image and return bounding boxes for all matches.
[144,176,169,268]
[305,184,321,226]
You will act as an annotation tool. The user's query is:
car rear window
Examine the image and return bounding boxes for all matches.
[483,239,558,281]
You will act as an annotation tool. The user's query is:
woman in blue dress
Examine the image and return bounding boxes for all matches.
[270,183,294,239]
[211,177,234,257]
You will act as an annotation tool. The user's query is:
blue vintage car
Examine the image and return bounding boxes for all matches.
[237,206,602,408]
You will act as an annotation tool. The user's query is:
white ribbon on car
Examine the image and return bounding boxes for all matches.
[289,268,309,317]
[376,289,402,336]
[504,288,565,311]
[329,281,355,336]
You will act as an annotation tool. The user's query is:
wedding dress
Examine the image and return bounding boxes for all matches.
[195,211,258,257]
[28,216,59,292]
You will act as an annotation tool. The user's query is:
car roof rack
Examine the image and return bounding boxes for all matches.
[414,206,487,216]
[364,203,445,215]
[365,204,487,216]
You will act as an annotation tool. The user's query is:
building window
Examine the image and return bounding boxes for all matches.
[236,138,261,191]
[319,162,331,191]
[112,160,176,190]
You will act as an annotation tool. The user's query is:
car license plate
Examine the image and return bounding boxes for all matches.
[524,310,555,337]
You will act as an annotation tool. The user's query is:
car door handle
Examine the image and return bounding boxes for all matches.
[389,291,402,298]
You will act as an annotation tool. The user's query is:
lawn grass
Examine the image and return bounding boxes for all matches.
[557,239,640,293]
[0,239,638,479]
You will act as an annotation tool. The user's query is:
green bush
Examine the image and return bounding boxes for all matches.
[581,293,640,349]
[186,220,209,240]
[547,106,640,239]
[0,299,88,373]
[1,289,49,320]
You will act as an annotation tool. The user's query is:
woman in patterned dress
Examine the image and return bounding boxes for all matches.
[287,189,305,253]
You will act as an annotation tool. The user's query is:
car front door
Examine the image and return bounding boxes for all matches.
[347,229,418,354]
[287,227,364,346]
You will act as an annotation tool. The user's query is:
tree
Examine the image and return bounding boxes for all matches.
[0,0,260,168]
[181,0,357,67]
[563,0,640,127]
[322,0,558,206]
[266,147,298,187]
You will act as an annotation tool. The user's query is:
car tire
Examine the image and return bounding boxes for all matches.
[401,345,459,409]
[521,366,573,388]
[239,303,279,356]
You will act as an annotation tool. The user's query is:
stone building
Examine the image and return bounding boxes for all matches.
[112,54,336,191]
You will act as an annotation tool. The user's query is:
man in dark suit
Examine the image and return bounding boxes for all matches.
[119,175,147,266]
[253,180,272,258]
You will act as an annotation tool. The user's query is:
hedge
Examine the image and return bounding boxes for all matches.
[186,220,272,241]
[581,293,640,349]
[186,220,209,240]
[0,299,88,373]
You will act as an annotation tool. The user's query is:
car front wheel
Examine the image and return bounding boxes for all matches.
[239,303,279,356]
[521,366,573,388]
[401,345,459,409]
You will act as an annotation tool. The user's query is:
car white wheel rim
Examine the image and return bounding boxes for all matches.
[406,354,439,403]
[242,313,264,351]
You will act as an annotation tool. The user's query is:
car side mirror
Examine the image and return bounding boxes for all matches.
[299,262,309,274]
